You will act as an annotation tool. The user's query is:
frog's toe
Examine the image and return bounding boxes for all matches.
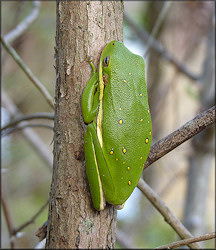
[88,56,94,62]
[114,203,125,210]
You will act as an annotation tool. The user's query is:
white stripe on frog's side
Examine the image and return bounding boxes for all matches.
[97,59,104,148]
[93,147,105,211]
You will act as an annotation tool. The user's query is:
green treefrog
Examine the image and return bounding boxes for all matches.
[82,40,152,211]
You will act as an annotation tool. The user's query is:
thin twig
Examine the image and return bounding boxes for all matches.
[4,1,41,44]
[124,13,201,81]
[2,90,53,169]
[155,232,216,249]
[144,106,215,169]
[1,112,54,132]
[13,199,49,235]
[144,2,172,57]
[35,221,48,242]
[2,123,54,137]
[137,179,201,249]
[1,186,16,249]
[1,36,54,110]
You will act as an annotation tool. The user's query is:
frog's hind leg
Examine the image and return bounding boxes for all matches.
[84,123,114,211]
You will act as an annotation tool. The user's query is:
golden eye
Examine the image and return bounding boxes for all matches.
[103,56,109,67]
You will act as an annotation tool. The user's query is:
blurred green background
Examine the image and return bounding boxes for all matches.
[1,1,215,249]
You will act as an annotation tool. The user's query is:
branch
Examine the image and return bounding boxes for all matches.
[1,36,54,110]
[2,123,54,136]
[4,1,41,44]
[1,112,54,132]
[155,232,216,249]
[13,199,49,235]
[2,90,53,169]
[35,221,48,242]
[144,106,215,169]
[124,13,201,81]
[137,179,201,249]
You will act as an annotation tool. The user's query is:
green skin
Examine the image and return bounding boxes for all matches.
[82,41,152,211]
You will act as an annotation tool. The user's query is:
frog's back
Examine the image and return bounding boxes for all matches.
[101,42,152,205]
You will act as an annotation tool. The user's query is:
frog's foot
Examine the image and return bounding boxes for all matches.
[87,56,96,73]
[88,56,94,63]
[114,203,125,210]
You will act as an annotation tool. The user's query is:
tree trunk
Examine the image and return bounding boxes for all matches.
[46,1,123,248]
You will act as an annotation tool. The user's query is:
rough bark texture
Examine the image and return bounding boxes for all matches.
[46,1,123,249]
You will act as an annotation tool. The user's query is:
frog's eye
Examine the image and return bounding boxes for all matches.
[103,56,109,67]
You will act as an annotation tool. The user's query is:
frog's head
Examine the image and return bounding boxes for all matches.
[100,41,127,86]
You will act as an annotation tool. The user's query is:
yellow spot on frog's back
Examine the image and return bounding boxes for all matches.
[110,150,114,155]
[121,177,123,180]
[148,121,150,124]
[118,119,123,125]
[122,147,127,154]
[128,181,132,186]
[127,166,130,170]
[140,119,143,122]
[116,158,118,162]
[123,80,127,83]
[123,162,125,165]
[140,93,143,97]
[140,156,143,160]
[149,131,152,136]
[129,72,132,75]
[148,110,150,114]
[145,138,149,144]
[119,107,122,111]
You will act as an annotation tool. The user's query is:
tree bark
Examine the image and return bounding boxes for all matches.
[46,1,123,248]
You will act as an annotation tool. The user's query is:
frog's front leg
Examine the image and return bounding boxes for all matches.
[82,58,100,123]
[84,123,115,211]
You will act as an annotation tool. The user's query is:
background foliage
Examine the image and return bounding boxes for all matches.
[1,1,215,249]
